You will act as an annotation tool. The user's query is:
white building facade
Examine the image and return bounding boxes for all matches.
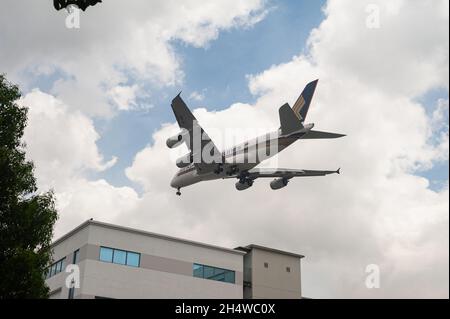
[46,220,303,299]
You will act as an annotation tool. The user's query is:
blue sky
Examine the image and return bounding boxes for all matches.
[415,87,449,190]
[18,0,447,192]
[86,0,448,192]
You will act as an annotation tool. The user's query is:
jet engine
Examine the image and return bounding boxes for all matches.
[166,129,188,148]
[270,177,289,190]
[176,153,193,168]
[235,179,254,191]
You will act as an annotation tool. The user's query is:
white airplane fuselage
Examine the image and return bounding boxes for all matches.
[170,129,303,189]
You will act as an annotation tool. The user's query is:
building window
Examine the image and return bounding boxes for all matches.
[56,260,62,272]
[99,246,140,268]
[193,263,235,284]
[99,247,113,263]
[264,262,269,268]
[126,251,140,267]
[46,257,66,279]
[48,264,55,278]
[286,267,291,273]
[113,249,127,265]
[193,264,203,278]
[72,249,80,264]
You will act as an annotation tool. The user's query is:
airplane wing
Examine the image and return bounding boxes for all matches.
[171,94,223,171]
[226,167,340,190]
[245,168,340,179]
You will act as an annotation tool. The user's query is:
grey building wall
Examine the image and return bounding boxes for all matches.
[237,245,303,299]
[81,259,241,299]
[46,220,305,299]
[46,220,244,299]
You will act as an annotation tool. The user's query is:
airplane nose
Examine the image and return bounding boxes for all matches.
[170,175,178,188]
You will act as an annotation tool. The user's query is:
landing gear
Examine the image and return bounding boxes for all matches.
[239,177,253,187]
[176,188,181,196]
[226,166,239,176]
[235,175,254,191]
[214,164,224,175]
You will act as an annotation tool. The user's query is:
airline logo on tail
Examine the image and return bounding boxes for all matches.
[291,79,319,122]
[292,95,305,121]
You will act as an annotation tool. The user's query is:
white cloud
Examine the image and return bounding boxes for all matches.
[429,99,449,163]
[54,178,139,238]
[0,0,267,117]
[20,90,118,188]
[12,0,268,238]
[123,0,449,298]
[308,0,449,97]
[432,99,449,126]
[188,91,205,101]
[108,85,139,111]
[20,90,134,237]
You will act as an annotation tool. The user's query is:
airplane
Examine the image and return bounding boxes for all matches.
[167,80,345,195]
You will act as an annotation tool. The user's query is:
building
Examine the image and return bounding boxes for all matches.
[235,245,304,299]
[45,219,304,299]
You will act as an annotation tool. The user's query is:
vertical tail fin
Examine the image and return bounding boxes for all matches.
[279,103,303,135]
[291,79,318,122]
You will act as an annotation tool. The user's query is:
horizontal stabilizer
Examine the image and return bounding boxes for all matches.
[302,130,346,139]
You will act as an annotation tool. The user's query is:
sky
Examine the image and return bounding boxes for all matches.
[0,0,448,298]
[93,0,328,189]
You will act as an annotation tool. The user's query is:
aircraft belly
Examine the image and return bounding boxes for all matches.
[172,169,202,188]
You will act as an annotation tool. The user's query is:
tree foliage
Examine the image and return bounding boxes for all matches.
[0,74,58,298]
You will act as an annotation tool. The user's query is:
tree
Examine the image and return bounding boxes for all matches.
[0,74,58,298]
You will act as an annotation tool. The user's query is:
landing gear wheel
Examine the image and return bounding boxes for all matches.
[176,188,181,196]
[239,177,253,187]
